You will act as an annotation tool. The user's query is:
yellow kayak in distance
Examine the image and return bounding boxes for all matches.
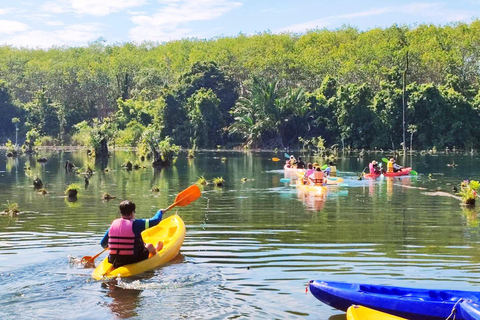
[347,305,407,320]
[295,171,344,186]
[92,215,186,280]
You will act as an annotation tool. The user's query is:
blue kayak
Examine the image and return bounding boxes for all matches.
[461,300,480,320]
[309,280,480,320]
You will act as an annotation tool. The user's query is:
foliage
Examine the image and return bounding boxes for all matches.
[3,22,480,149]
[457,180,480,205]
[138,126,180,166]
[213,177,225,187]
[65,184,80,197]
[23,129,40,153]
[3,201,19,216]
[197,176,208,185]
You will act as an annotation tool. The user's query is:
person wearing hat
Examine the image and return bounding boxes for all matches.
[289,155,296,168]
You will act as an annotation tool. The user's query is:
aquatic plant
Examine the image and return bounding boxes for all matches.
[241,177,248,182]
[3,201,19,216]
[101,193,116,200]
[122,160,133,170]
[213,177,225,187]
[197,176,208,185]
[151,187,160,192]
[221,157,227,162]
[65,184,80,198]
[457,180,480,205]
[37,188,48,195]
[187,149,195,159]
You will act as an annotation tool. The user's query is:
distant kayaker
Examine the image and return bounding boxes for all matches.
[387,158,394,173]
[328,161,337,177]
[309,167,325,185]
[100,200,164,269]
[393,159,403,172]
[304,163,315,178]
[370,160,381,174]
[296,157,305,169]
[289,155,296,167]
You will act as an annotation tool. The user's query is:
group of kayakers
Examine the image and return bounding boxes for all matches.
[286,155,337,186]
[368,158,404,174]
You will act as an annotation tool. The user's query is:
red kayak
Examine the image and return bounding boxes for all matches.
[365,167,412,178]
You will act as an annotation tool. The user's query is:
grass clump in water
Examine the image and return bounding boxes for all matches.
[197,176,208,186]
[3,201,20,216]
[213,177,225,187]
[457,180,480,205]
[65,184,80,198]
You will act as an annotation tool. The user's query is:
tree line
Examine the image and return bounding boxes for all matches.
[1,21,480,151]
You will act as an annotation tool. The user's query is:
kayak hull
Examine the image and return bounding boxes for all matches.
[461,300,480,320]
[92,215,186,280]
[384,167,412,177]
[365,167,413,178]
[309,280,480,320]
[347,305,407,320]
[284,164,305,173]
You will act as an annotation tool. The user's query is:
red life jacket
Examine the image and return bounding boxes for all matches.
[108,218,136,256]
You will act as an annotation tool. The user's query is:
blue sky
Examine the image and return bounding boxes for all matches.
[1,0,479,48]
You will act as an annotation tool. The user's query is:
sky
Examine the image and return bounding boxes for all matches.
[0,0,479,48]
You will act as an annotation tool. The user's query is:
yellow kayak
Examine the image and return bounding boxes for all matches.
[347,305,407,320]
[92,215,186,280]
[295,171,343,185]
[296,177,327,194]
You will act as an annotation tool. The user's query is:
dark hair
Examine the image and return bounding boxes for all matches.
[307,163,313,169]
[119,200,136,216]
[298,157,302,160]
[316,167,321,171]
[329,161,334,166]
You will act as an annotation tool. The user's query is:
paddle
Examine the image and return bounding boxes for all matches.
[284,153,290,159]
[272,157,280,162]
[280,178,291,183]
[81,247,108,266]
[382,158,389,163]
[81,185,201,266]
[321,164,328,170]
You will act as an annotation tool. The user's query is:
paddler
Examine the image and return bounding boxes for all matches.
[308,167,325,186]
[296,157,305,169]
[100,200,164,269]
[304,163,315,179]
[328,161,337,177]
[387,158,394,173]
[289,155,296,167]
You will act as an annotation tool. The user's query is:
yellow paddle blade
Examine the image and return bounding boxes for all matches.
[272,157,281,162]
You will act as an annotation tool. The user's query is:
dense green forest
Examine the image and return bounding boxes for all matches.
[2,21,480,152]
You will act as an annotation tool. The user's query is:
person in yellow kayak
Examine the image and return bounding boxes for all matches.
[100,200,164,269]
[302,163,315,184]
[308,167,325,185]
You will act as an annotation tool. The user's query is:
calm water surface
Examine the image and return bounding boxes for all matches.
[1,150,480,319]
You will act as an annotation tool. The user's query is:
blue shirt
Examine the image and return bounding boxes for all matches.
[100,209,163,248]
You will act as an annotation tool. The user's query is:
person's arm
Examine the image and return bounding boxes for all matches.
[132,209,164,235]
[100,228,109,248]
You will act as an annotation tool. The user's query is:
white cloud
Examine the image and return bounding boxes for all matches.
[0,8,14,15]
[0,20,29,34]
[1,23,101,48]
[46,20,64,26]
[278,2,475,33]
[129,0,242,42]
[41,0,147,16]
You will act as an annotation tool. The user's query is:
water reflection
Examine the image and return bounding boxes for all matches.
[103,281,142,319]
